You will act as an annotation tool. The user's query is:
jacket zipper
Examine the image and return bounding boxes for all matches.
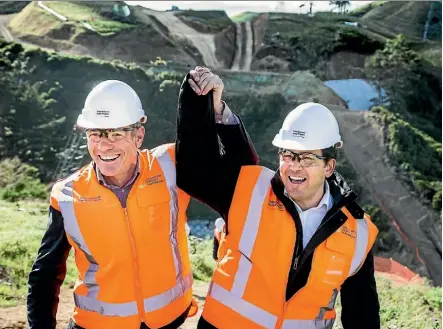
[123,208,145,323]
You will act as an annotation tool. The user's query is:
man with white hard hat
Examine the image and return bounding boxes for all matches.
[27,67,258,329]
[178,102,380,329]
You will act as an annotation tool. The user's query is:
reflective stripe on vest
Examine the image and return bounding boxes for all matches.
[208,167,373,329]
[152,145,185,291]
[281,319,334,329]
[343,207,370,276]
[232,167,275,297]
[210,283,278,329]
[58,148,191,318]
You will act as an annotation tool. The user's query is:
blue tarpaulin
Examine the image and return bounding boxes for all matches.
[324,79,387,111]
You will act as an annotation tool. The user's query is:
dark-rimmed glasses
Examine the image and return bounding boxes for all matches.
[85,127,138,143]
[278,149,327,167]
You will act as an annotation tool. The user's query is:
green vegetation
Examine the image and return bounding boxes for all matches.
[364,35,442,212]
[0,42,66,181]
[188,237,216,282]
[9,1,135,38]
[260,12,384,75]
[368,107,442,211]
[365,35,441,125]
[0,1,29,14]
[334,275,441,329]
[8,2,65,38]
[0,158,48,202]
[175,10,232,33]
[231,11,260,23]
[0,200,76,306]
[44,1,136,35]
[1,198,441,329]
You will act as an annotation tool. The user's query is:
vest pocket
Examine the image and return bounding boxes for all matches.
[137,193,172,233]
[316,238,354,287]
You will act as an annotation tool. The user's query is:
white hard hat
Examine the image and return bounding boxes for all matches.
[77,80,147,129]
[272,103,342,150]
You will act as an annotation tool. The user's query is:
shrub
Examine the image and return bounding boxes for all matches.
[369,107,442,211]
[0,158,48,202]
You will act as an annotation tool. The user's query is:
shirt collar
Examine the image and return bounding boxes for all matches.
[284,181,333,213]
[96,154,140,189]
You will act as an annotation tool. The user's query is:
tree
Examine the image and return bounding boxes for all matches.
[365,34,441,121]
[0,42,65,180]
[329,1,350,14]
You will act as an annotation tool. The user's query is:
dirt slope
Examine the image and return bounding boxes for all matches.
[231,21,253,71]
[0,15,14,41]
[332,108,442,285]
[142,8,221,69]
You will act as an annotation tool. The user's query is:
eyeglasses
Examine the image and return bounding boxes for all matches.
[85,127,137,143]
[278,149,327,167]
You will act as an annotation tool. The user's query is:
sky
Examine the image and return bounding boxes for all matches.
[125,1,373,17]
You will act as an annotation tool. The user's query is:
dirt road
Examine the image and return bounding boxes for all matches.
[0,282,209,329]
[332,108,442,285]
[0,15,14,41]
[231,21,253,71]
[142,9,220,69]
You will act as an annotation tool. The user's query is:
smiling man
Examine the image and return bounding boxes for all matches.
[27,67,258,329]
[178,102,381,329]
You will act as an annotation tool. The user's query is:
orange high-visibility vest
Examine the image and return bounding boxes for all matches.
[51,144,195,329]
[202,166,378,329]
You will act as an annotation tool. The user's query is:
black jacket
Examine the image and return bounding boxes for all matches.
[176,79,380,329]
[27,74,258,329]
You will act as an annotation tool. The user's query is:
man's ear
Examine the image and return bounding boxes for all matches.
[325,158,336,178]
[136,126,145,148]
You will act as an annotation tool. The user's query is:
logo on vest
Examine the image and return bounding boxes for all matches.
[268,200,285,211]
[77,196,102,203]
[339,226,356,238]
[146,174,164,186]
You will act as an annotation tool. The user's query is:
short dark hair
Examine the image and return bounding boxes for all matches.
[322,145,339,160]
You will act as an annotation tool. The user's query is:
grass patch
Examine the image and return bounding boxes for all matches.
[334,275,442,328]
[0,158,48,202]
[188,237,216,282]
[44,1,135,35]
[0,200,76,307]
[8,2,64,37]
[231,11,260,23]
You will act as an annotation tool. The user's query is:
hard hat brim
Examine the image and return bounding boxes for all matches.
[76,114,147,129]
[272,135,341,151]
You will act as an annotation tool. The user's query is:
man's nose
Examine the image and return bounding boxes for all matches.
[290,158,303,170]
[97,138,114,151]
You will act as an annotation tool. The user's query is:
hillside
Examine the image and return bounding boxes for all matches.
[362,1,442,41]
[2,1,441,81]
[6,1,202,67]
